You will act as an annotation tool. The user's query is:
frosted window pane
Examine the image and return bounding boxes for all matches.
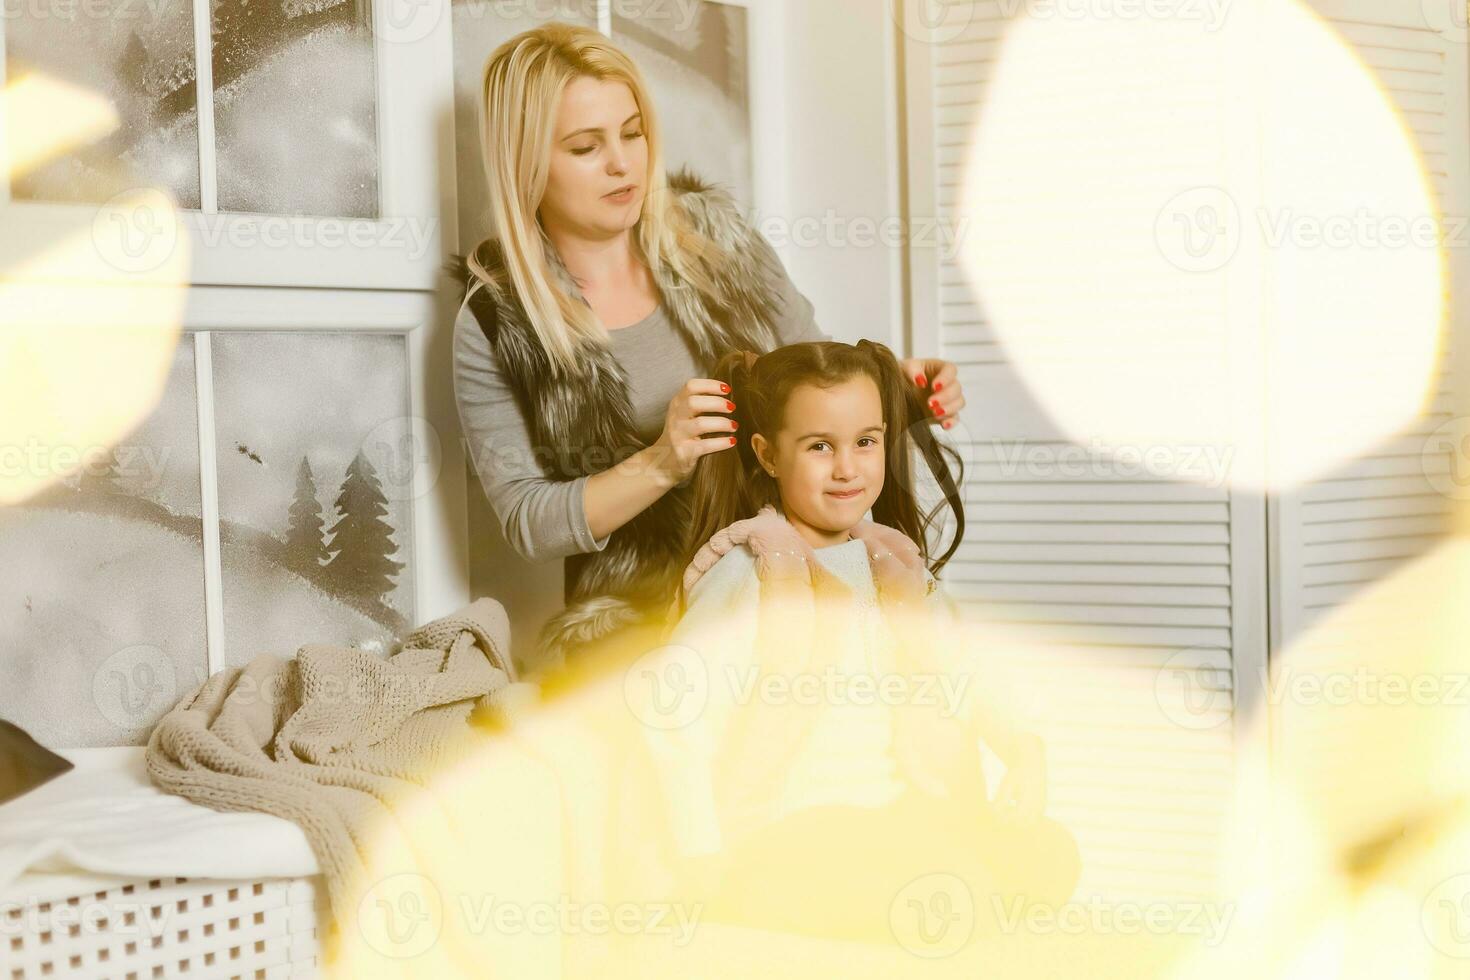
[613,1,752,208]
[5,0,201,207]
[211,332,415,665]
[0,336,206,748]
[212,0,379,217]
[451,0,597,248]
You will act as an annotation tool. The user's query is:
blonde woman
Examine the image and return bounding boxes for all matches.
[449,23,966,667]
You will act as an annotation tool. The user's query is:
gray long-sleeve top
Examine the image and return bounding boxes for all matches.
[453,246,831,564]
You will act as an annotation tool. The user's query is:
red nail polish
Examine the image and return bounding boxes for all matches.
[914,373,927,387]
[720,382,730,393]
[932,401,944,416]
[729,436,737,444]
[732,420,739,429]
[726,401,735,411]
[933,382,943,393]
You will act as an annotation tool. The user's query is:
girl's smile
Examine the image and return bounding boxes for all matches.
[751,375,887,551]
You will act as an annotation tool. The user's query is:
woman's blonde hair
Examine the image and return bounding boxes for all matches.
[468,22,731,378]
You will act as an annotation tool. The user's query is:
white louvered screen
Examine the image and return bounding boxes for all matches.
[902,0,1266,904]
[1272,2,1470,649]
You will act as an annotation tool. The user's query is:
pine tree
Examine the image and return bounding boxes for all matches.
[284,456,329,578]
[324,451,404,602]
[78,447,128,496]
[117,32,148,99]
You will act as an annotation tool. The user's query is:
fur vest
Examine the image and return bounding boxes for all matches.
[449,168,789,666]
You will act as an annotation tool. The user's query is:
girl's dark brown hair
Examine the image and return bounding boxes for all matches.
[678,339,966,610]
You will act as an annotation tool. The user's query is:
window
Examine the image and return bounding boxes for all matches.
[0,0,464,746]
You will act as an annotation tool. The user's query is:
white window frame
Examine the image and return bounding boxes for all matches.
[0,0,780,687]
[185,286,470,674]
[0,0,470,688]
[0,0,456,290]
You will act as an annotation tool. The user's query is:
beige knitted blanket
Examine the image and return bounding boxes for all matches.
[144,597,524,956]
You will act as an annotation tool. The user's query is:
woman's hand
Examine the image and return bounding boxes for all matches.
[650,378,739,486]
[901,357,966,431]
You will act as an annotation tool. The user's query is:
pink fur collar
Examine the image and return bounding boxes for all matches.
[680,503,933,606]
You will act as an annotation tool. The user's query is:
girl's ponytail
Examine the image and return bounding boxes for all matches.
[854,339,966,579]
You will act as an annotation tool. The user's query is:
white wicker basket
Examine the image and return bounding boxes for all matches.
[2,873,327,980]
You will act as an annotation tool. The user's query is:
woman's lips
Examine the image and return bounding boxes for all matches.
[604,185,636,202]
[827,488,863,499]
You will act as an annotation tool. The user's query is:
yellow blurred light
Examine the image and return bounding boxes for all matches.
[1,188,190,504]
[326,601,1202,978]
[956,0,1443,492]
[4,71,120,179]
[1271,539,1470,852]
[1167,537,1470,980]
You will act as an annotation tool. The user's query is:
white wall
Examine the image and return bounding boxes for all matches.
[754,0,909,356]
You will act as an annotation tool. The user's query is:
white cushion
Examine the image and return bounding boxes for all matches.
[0,746,318,900]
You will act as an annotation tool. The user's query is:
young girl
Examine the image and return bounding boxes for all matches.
[635,340,1081,949]
[674,338,962,616]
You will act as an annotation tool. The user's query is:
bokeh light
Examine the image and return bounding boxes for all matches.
[956,0,1444,492]
[1,73,189,505]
